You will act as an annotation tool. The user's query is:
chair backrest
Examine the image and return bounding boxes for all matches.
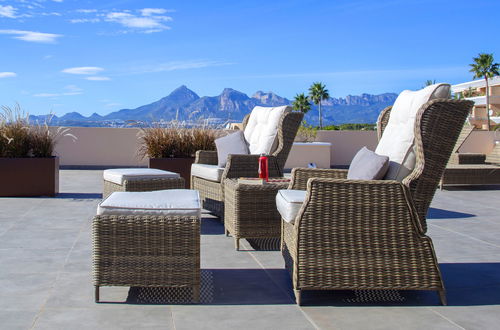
[375,84,451,181]
[486,142,500,164]
[242,110,303,172]
[378,99,473,232]
[447,124,475,165]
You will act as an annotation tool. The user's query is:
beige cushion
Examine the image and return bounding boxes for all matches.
[191,163,224,182]
[276,189,306,224]
[97,189,201,217]
[375,83,450,181]
[244,106,291,155]
[103,168,179,185]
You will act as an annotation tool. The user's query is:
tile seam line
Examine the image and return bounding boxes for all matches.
[29,214,90,329]
[244,241,321,330]
[429,223,500,249]
[427,307,467,330]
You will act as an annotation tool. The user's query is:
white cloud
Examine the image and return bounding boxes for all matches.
[33,93,59,98]
[76,9,98,14]
[86,76,111,81]
[131,60,233,74]
[62,66,104,75]
[0,29,62,43]
[64,85,83,93]
[0,72,17,78]
[105,9,172,32]
[0,5,16,18]
[33,85,83,98]
[69,18,99,23]
[140,8,168,16]
[52,0,64,3]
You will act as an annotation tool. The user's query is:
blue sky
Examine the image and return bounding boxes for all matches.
[0,0,499,116]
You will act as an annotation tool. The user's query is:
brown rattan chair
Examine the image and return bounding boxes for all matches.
[281,99,473,305]
[191,110,303,218]
[440,124,500,188]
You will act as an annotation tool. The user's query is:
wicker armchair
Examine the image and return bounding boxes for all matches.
[281,99,473,305]
[440,124,500,188]
[191,110,303,218]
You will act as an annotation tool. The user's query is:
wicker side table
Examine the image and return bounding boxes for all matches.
[224,178,290,250]
[103,168,185,199]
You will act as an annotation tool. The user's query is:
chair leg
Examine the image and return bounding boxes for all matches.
[192,285,200,303]
[235,238,240,251]
[225,229,229,237]
[294,289,302,306]
[95,286,100,303]
[438,289,447,306]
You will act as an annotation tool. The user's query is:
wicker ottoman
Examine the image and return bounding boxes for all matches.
[93,189,201,303]
[103,168,184,199]
[224,178,290,250]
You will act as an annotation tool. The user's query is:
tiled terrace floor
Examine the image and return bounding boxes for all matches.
[1,170,500,329]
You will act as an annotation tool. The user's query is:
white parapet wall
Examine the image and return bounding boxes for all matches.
[52,127,498,168]
[53,127,148,167]
[285,142,331,169]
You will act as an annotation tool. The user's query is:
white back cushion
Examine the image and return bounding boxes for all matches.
[244,106,291,155]
[375,83,450,181]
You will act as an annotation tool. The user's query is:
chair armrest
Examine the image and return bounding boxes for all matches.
[295,177,424,235]
[289,168,348,190]
[223,154,282,179]
[195,150,218,165]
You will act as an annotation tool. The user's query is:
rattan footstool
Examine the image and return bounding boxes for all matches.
[224,178,290,250]
[93,189,201,303]
[103,168,184,199]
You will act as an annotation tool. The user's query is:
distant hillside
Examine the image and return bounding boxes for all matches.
[31,85,397,127]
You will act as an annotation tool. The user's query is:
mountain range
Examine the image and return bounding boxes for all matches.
[31,85,397,127]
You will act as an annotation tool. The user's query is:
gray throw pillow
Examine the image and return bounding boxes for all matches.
[347,147,390,180]
[215,131,249,167]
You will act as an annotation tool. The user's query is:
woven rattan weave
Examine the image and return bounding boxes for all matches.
[103,177,185,199]
[281,99,473,305]
[441,124,500,188]
[191,111,303,218]
[93,215,200,303]
[224,178,289,250]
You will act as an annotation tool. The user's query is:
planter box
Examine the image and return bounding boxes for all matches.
[0,157,59,197]
[149,157,195,188]
[285,142,332,169]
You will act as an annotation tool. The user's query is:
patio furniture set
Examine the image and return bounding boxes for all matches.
[440,124,500,188]
[92,85,474,306]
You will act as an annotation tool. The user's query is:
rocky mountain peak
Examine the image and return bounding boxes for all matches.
[166,85,200,104]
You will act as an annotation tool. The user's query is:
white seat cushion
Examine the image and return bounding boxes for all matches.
[103,168,180,185]
[375,83,450,181]
[191,163,224,182]
[276,189,307,224]
[244,106,291,155]
[97,189,201,217]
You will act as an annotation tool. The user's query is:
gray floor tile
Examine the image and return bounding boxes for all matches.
[33,306,175,330]
[172,305,315,330]
[302,307,460,330]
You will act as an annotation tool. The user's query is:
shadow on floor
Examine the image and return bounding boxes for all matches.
[102,263,500,307]
[201,217,225,235]
[444,185,500,191]
[427,207,475,219]
[289,263,500,307]
[56,193,103,200]
[117,268,294,305]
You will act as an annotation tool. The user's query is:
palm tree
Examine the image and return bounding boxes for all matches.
[308,82,330,128]
[423,79,436,88]
[292,93,311,114]
[470,53,500,130]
